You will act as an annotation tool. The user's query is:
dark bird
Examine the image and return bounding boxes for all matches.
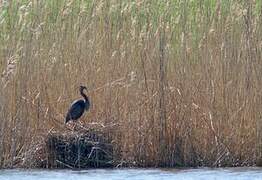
[65,85,90,124]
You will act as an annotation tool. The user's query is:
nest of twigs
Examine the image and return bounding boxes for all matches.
[24,123,115,169]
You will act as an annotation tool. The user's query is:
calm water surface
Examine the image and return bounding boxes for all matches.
[0,168,262,180]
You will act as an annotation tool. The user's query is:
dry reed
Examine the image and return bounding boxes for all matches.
[0,0,261,168]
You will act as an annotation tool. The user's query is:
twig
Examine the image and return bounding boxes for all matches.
[56,160,74,169]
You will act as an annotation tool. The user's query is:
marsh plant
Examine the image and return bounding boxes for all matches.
[0,0,261,168]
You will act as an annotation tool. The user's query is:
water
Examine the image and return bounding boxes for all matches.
[0,168,262,180]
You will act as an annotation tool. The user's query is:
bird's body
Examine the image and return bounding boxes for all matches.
[65,86,90,124]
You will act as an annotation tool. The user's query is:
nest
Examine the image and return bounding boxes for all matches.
[45,128,114,169]
[23,123,116,169]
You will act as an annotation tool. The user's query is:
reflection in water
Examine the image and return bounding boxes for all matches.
[0,168,262,180]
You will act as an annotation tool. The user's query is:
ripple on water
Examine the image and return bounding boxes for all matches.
[0,168,262,180]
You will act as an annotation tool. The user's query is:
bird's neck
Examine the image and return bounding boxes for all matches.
[80,90,90,110]
[80,90,88,102]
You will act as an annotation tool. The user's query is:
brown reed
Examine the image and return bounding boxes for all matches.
[0,0,261,168]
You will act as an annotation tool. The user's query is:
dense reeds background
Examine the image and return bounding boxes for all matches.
[0,0,262,168]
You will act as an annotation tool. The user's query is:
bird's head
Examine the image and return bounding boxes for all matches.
[79,85,87,92]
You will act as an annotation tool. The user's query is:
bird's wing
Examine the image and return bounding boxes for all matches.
[65,100,85,122]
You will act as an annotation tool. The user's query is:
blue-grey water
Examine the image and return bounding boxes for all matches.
[0,168,262,180]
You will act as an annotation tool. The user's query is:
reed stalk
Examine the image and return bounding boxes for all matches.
[0,0,261,168]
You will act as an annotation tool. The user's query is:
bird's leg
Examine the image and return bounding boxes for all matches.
[73,121,77,131]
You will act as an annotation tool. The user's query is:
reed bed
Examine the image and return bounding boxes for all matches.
[0,0,261,168]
